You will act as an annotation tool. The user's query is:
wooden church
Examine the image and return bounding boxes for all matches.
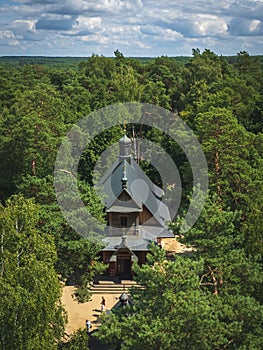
[96,133,179,279]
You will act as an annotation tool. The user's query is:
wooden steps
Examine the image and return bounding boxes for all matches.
[90,280,141,294]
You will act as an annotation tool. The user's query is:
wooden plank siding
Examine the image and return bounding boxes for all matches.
[108,212,139,235]
[139,205,159,226]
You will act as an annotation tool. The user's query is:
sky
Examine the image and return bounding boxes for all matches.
[0,0,262,57]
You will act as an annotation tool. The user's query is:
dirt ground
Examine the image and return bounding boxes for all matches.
[61,239,191,336]
[61,286,119,335]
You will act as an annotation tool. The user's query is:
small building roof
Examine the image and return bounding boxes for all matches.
[102,235,153,251]
[111,293,133,312]
[108,234,139,262]
[102,225,171,251]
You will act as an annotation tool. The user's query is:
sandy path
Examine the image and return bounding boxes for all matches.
[61,286,119,335]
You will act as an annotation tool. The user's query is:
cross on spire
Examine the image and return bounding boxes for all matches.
[121,161,128,188]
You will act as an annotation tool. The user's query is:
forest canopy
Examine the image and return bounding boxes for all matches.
[0,49,262,349]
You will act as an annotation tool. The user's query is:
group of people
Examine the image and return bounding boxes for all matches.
[86,296,106,334]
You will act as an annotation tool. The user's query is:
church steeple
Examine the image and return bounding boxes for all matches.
[119,134,132,162]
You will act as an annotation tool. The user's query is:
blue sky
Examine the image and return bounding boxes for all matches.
[0,0,262,57]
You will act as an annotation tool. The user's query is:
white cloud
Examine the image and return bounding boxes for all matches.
[164,29,184,41]
[0,0,262,56]
[250,20,261,32]
[140,25,164,36]
[194,15,228,37]
[71,16,102,35]
[228,0,263,21]
[0,31,19,46]
[228,17,263,36]
[14,20,36,31]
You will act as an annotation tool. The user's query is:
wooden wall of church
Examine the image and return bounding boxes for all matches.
[108,212,139,235]
[139,205,159,226]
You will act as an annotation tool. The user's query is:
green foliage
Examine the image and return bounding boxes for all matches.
[96,241,263,350]
[181,197,262,296]
[0,69,67,198]
[0,194,66,350]
[179,50,263,134]
[59,328,89,349]
[0,50,262,348]
[195,107,254,208]
[18,175,107,302]
[194,106,263,270]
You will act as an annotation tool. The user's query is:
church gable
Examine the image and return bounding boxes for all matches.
[107,189,141,236]
[106,188,142,213]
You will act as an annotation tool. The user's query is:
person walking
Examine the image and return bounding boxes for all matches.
[86,319,92,334]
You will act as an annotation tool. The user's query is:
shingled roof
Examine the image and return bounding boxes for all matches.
[96,142,171,227]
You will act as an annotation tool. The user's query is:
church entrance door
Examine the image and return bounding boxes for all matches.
[117,251,131,279]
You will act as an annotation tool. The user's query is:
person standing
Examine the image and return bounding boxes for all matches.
[101,296,106,313]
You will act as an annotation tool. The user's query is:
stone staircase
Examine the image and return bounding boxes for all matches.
[90,280,142,294]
